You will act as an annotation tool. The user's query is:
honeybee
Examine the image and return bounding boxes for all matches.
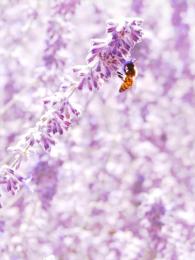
[117,60,137,92]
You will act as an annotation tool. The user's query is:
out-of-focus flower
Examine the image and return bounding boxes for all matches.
[31,159,62,209]
[53,0,80,15]
[43,0,80,70]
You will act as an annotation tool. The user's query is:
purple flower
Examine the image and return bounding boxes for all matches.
[75,18,143,91]
[53,0,80,15]
[0,165,24,196]
[24,97,80,152]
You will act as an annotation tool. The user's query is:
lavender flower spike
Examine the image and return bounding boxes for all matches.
[0,17,143,200]
[75,17,143,91]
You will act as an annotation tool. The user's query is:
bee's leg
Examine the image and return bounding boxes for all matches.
[117,71,124,80]
[117,71,123,77]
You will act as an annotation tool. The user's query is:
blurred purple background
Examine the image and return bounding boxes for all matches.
[0,0,195,259]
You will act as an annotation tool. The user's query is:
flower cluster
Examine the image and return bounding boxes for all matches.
[75,18,143,91]
[26,96,80,152]
[0,166,24,197]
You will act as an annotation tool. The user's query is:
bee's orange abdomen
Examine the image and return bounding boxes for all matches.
[119,76,133,92]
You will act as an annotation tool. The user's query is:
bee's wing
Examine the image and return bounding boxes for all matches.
[127,69,138,93]
[130,78,138,94]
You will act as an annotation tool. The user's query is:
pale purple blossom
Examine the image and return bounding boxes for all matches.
[75,18,143,91]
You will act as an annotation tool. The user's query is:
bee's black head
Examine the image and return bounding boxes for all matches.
[123,61,135,73]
